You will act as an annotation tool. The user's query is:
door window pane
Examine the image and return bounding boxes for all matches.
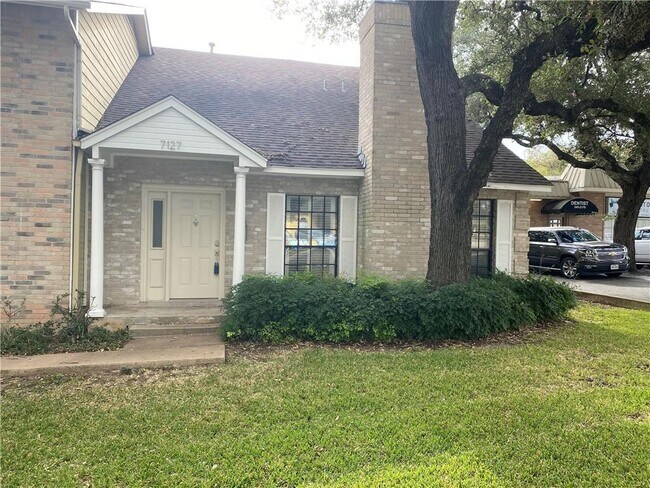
[152,200,164,248]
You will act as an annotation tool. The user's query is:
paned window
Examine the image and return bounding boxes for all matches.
[284,195,339,276]
[471,199,494,277]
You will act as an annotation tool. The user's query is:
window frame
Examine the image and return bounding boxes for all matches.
[151,199,165,249]
[284,195,340,277]
[471,199,494,277]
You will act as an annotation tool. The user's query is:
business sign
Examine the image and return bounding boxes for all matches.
[568,199,593,212]
[607,197,650,217]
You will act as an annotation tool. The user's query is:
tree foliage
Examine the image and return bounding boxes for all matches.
[275,0,650,278]
[456,1,650,264]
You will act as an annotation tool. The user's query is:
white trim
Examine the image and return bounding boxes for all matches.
[484,183,553,192]
[88,158,106,317]
[8,1,90,9]
[265,193,286,275]
[88,2,145,16]
[80,96,267,168]
[105,151,237,167]
[495,200,514,274]
[262,167,365,178]
[232,167,248,286]
[569,187,625,194]
[140,184,226,302]
[338,195,358,280]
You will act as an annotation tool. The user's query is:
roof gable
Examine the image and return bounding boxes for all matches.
[81,96,267,167]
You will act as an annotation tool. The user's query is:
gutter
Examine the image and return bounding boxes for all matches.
[63,5,83,307]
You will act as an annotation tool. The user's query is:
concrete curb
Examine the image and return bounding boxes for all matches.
[1,335,226,378]
[0,354,226,378]
[576,292,650,311]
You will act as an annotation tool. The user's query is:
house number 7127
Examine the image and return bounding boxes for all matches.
[160,140,182,151]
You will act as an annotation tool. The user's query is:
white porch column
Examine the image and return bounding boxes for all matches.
[232,167,249,285]
[88,158,106,317]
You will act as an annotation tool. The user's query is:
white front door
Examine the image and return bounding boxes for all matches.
[169,192,221,299]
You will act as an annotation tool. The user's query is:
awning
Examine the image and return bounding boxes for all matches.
[541,198,598,215]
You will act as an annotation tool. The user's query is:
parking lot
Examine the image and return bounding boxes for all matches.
[554,268,650,304]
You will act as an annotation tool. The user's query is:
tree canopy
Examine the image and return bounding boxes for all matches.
[276,0,650,279]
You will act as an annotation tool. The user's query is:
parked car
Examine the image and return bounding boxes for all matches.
[635,226,650,269]
[528,226,629,278]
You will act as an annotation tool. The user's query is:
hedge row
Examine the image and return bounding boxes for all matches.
[222,273,576,343]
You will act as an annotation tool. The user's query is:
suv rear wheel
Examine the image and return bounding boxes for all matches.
[561,257,578,279]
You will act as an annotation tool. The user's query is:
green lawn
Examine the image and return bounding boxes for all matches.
[2,304,649,487]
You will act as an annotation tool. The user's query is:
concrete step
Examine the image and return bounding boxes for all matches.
[99,312,224,330]
[129,323,222,338]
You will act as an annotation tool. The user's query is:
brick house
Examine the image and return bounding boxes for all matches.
[530,166,650,241]
[1,1,550,323]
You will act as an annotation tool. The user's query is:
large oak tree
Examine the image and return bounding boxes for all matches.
[277,0,650,285]
[458,2,650,269]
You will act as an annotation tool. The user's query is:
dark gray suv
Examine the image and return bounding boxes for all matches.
[528,226,629,278]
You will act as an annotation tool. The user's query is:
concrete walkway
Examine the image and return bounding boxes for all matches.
[0,333,225,378]
[554,269,650,310]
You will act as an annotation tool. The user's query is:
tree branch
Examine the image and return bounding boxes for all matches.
[461,73,504,103]
[511,133,598,170]
[465,16,600,192]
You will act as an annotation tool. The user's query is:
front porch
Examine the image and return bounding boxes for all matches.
[79,96,266,318]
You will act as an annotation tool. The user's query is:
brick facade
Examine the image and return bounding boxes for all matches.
[1,4,75,322]
[358,1,530,279]
[358,2,431,278]
[102,156,359,305]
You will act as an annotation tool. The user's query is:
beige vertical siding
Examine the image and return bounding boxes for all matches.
[78,11,139,130]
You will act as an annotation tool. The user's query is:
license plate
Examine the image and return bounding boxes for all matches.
[610,264,619,270]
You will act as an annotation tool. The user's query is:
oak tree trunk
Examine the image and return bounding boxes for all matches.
[409,1,476,287]
[613,180,650,271]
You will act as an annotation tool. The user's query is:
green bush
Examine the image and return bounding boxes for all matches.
[222,273,576,343]
[1,292,132,356]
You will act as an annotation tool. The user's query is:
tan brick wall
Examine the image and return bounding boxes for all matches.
[1,4,74,323]
[358,2,530,278]
[529,200,550,228]
[101,157,359,305]
[358,2,430,278]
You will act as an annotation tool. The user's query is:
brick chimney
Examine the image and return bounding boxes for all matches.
[358,1,429,278]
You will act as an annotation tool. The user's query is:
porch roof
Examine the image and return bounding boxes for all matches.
[79,96,267,168]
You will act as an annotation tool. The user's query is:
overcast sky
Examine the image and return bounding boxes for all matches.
[126,0,360,66]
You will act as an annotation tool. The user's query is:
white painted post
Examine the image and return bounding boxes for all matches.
[232,167,248,285]
[88,158,106,317]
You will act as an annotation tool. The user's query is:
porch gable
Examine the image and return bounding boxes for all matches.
[80,96,267,168]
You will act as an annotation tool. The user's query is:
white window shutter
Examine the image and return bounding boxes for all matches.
[495,199,514,273]
[266,193,285,275]
[338,195,358,280]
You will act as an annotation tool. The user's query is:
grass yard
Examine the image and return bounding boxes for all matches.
[1,304,649,487]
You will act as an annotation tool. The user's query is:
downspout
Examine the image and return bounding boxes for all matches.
[64,6,83,307]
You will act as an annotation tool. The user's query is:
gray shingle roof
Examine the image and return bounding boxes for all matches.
[99,47,549,186]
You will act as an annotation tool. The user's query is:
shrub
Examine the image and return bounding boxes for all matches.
[222,273,576,344]
[0,292,132,356]
[492,273,577,322]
